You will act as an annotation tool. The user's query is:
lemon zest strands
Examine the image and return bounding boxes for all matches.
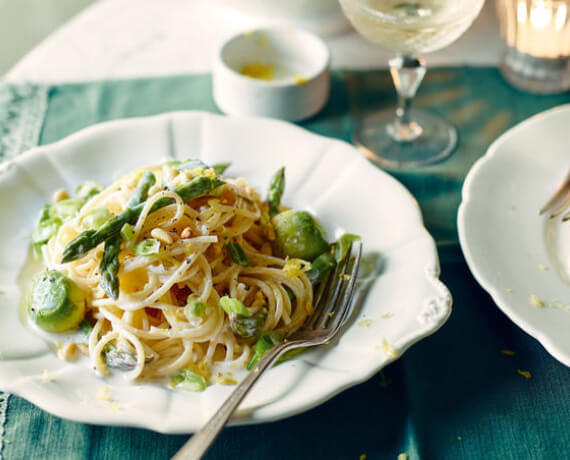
[282,257,311,279]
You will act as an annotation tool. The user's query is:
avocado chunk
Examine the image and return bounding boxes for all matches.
[28,270,86,333]
[272,210,329,261]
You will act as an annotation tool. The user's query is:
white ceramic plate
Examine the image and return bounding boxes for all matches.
[0,112,450,433]
[458,104,570,367]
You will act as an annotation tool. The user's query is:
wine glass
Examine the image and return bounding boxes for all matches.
[339,0,486,167]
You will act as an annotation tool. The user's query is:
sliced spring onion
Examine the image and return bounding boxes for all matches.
[334,233,361,263]
[184,295,206,318]
[219,296,251,317]
[170,368,207,392]
[51,198,85,221]
[225,240,251,267]
[133,238,160,256]
[306,251,336,285]
[75,181,105,201]
[247,332,283,370]
[31,216,62,245]
[120,223,135,242]
[81,208,111,230]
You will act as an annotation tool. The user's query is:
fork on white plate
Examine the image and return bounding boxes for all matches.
[539,169,570,221]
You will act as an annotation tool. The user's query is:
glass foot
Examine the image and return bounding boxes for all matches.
[353,108,457,168]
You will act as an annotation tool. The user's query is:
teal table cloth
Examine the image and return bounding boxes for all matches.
[1,69,569,459]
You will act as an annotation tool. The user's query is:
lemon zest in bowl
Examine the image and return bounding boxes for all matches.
[293,75,309,86]
[240,62,275,81]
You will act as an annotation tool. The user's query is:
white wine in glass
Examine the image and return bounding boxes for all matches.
[339,0,486,167]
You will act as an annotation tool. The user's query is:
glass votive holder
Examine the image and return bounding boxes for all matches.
[497,0,570,93]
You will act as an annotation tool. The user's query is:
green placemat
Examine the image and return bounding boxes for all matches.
[1,69,570,460]
[41,68,570,245]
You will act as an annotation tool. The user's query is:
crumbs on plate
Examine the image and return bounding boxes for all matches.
[529,295,545,308]
[517,369,532,379]
[216,373,238,386]
[97,386,113,402]
[40,369,53,382]
[379,338,398,358]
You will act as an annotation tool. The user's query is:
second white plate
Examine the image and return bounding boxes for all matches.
[459,104,570,367]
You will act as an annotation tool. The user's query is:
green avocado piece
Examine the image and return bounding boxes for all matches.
[28,270,86,333]
[272,210,329,261]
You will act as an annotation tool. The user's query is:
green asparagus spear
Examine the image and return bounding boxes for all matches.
[98,172,156,298]
[211,162,231,175]
[267,167,285,217]
[62,176,224,263]
[175,159,208,171]
[99,235,121,299]
[175,159,230,175]
[126,171,156,208]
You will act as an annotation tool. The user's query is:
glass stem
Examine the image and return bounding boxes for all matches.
[387,55,426,142]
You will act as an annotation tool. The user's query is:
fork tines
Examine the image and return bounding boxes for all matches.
[311,242,362,333]
[539,169,570,219]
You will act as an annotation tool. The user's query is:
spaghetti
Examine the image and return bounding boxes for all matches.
[35,162,316,385]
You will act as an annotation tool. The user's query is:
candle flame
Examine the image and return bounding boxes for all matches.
[501,0,570,58]
[555,3,567,29]
[530,1,553,29]
[517,0,528,24]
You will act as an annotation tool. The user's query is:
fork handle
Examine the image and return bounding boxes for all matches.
[172,341,300,460]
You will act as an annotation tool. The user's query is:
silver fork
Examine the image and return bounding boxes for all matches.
[539,169,570,221]
[172,242,362,460]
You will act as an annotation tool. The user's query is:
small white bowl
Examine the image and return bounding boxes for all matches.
[213,28,330,121]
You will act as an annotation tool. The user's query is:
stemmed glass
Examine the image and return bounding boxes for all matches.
[339,0,486,167]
